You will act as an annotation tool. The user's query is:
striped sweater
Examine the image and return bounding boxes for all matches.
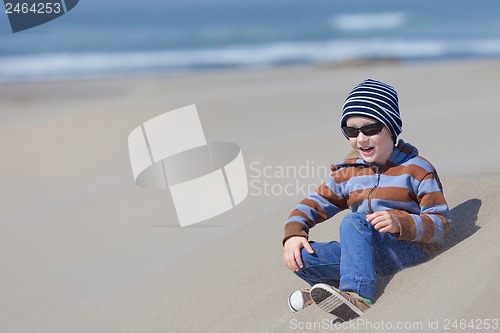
[284,140,451,255]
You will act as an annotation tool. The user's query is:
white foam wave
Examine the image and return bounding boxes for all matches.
[2,38,500,81]
[331,12,407,31]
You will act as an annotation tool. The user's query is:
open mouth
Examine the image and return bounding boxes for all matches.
[359,146,374,155]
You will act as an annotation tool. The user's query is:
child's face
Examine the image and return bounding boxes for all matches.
[345,116,395,166]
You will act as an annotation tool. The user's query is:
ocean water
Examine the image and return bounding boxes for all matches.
[1,0,500,81]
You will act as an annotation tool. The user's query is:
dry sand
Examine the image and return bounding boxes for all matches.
[1,59,500,332]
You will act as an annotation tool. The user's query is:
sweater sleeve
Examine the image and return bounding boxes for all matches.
[389,171,451,243]
[282,175,348,245]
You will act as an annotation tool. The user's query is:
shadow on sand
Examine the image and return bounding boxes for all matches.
[376,198,482,298]
[443,198,482,251]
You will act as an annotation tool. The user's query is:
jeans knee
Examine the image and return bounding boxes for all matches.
[340,212,372,234]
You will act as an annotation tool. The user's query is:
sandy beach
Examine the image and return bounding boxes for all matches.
[1,59,500,332]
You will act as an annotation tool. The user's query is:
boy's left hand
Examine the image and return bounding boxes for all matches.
[366,211,400,234]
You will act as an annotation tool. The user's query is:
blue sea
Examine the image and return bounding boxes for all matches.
[1,0,500,81]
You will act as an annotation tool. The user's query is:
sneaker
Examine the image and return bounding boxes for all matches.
[310,283,370,321]
[288,288,314,312]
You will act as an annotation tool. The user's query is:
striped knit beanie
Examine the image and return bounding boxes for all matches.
[341,79,402,142]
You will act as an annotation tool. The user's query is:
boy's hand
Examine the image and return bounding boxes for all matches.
[283,236,314,272]
[366,211,400,234]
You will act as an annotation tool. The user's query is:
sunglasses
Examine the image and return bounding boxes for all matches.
[342,122,384,138]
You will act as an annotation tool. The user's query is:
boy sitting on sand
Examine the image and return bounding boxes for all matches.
[283,79,451,321]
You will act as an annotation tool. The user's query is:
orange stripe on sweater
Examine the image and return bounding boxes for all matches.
[419,191,448,207]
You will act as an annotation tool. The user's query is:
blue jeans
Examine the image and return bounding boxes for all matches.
[294,212,429,301]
